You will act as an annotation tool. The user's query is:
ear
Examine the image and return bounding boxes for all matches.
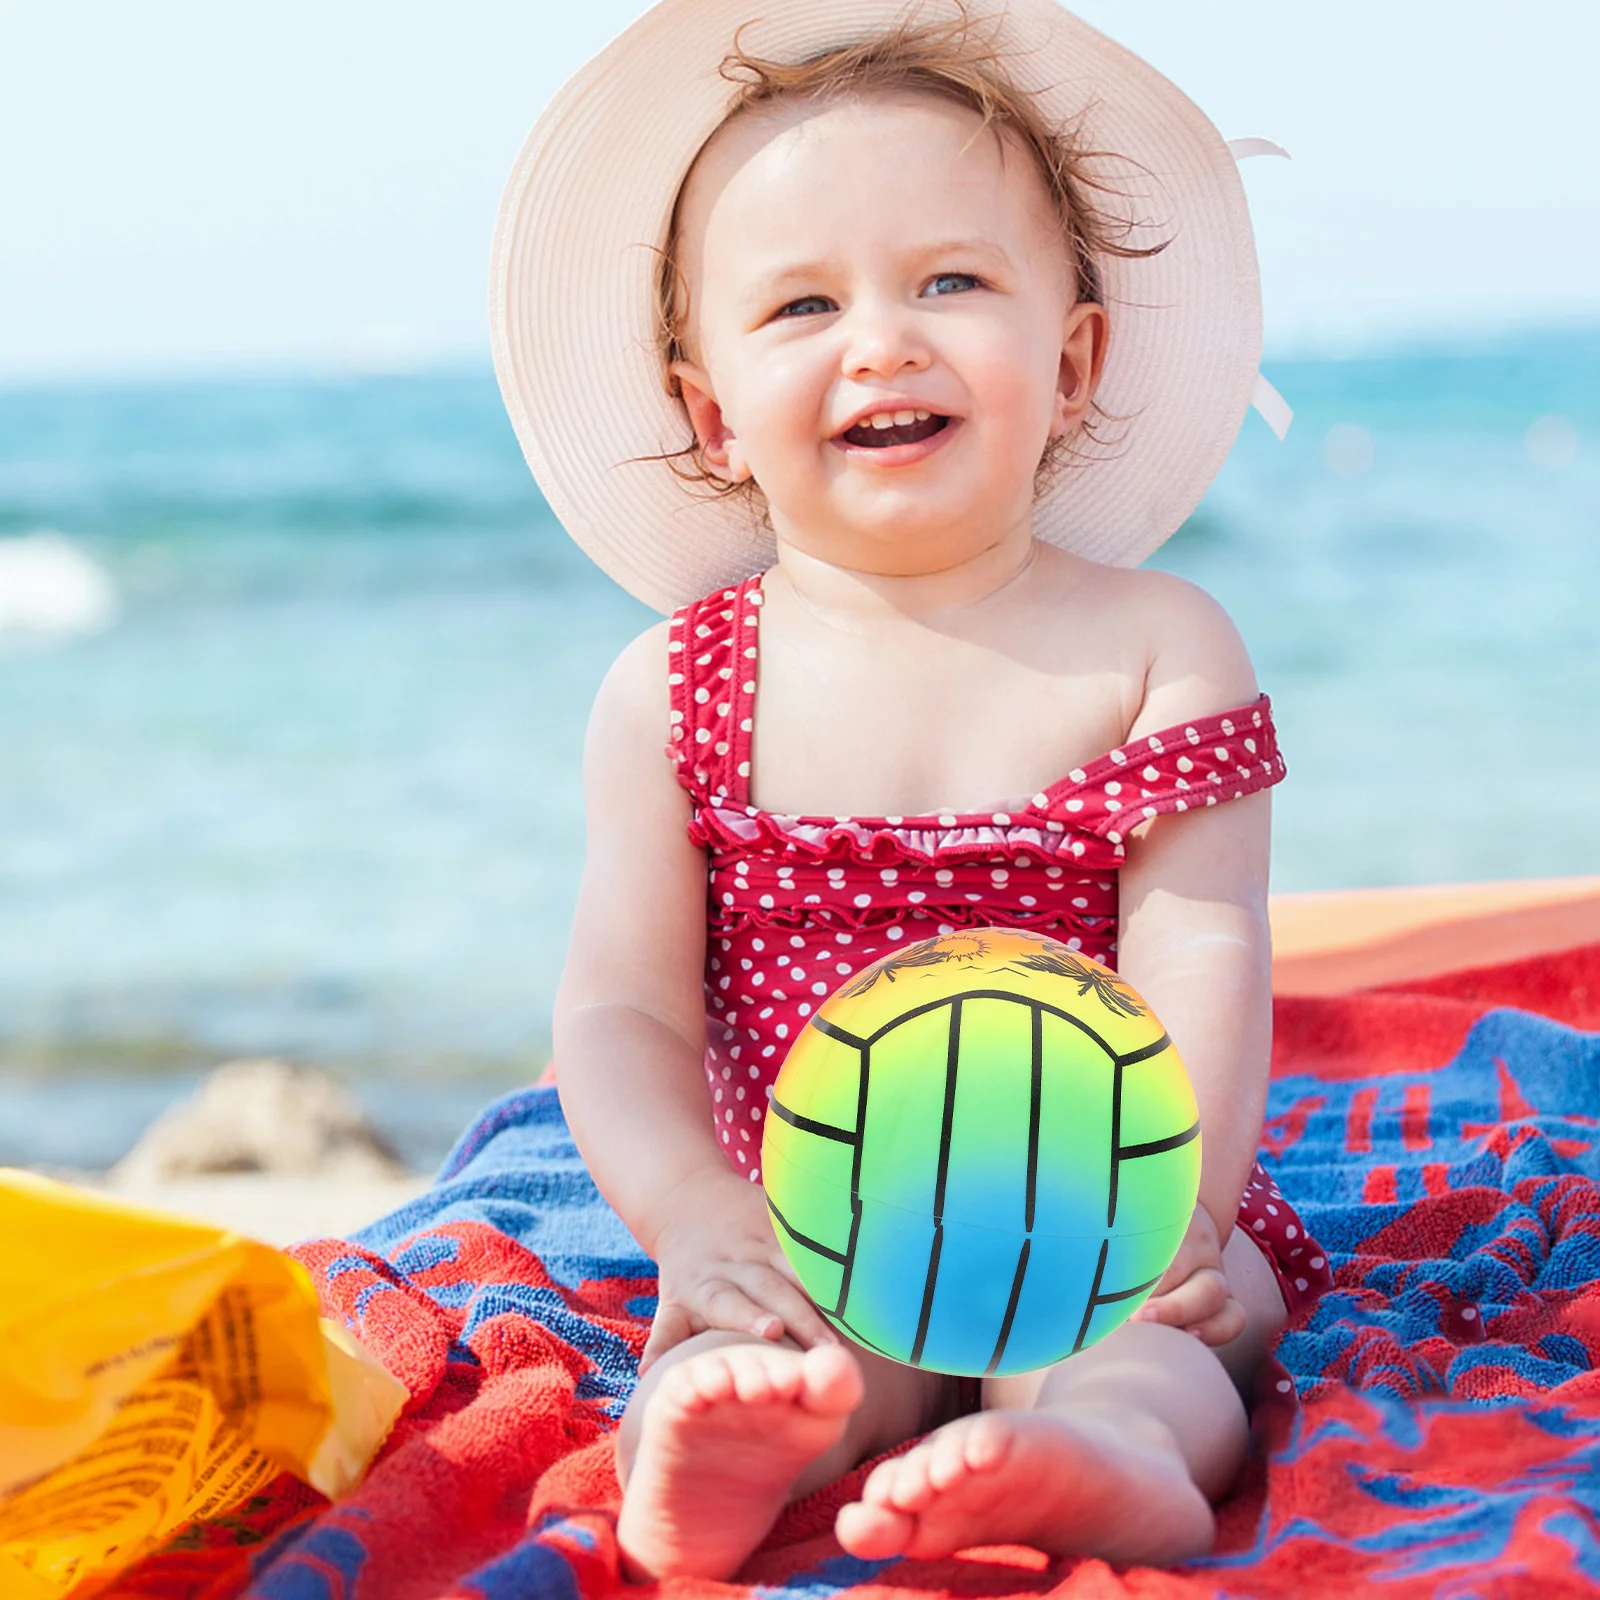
[672,361,753,483]
[1049,301,1110,437]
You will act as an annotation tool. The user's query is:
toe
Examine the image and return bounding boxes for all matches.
[875,1449,941,1514]
[836,1500,916,1560]
[801,1344,865,1415]
[957,1414,1013,1476]
[860,1454,912,1508]
[926,1427,976,1492]
[728,1348,793,1406]
[665,1356,726,1412]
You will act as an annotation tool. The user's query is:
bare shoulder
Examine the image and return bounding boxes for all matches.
[580,618,699,835]
[586,619,675,765]
[1080,564,1257,737]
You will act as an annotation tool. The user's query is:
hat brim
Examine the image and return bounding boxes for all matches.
[490,0,1261,614]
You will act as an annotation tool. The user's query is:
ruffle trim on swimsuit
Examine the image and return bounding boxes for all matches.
[708,895,1117,942]
[689,805,1126,868]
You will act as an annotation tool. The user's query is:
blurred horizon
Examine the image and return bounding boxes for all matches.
[5,313,1600,394]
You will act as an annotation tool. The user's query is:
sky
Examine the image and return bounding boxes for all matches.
[2,0,1597,380]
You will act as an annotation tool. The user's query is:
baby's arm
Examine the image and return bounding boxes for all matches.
[1113,576,1274,1343]
[553,626,834,1368]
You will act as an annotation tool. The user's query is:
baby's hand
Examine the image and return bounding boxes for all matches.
[640,1168,838,1372]
[1130,1203,1245,1347]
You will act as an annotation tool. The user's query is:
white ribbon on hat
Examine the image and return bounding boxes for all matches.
[1229,138,1294,441]
[1228,137,1291,163]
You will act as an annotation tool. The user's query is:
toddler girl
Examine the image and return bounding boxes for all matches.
[490,0,1329,1579]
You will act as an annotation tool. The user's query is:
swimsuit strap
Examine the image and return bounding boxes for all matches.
[666,574,762,805]
[1031,699,1284,857]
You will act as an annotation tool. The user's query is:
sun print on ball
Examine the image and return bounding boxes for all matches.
[760,928,1201,1376]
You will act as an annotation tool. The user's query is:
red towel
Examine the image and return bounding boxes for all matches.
[103,942,1600,1598]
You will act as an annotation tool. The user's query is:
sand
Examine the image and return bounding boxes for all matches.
[102,1172,431,1247]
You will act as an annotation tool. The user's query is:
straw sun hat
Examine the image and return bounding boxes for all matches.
[489,0,1288,615]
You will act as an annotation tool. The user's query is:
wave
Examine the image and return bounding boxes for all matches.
[0,533,118,636]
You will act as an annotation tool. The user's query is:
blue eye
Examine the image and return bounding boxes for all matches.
[925,272,980,297]
[776,295,835,318]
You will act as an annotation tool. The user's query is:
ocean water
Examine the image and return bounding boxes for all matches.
[2,335,1597,1167]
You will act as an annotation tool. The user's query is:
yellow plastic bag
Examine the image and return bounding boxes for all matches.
[0,1170,408,1598]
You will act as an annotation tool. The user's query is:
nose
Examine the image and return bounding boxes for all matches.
[839,296,931,382]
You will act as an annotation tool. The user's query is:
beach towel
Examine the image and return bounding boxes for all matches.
[103,942,1600,1599]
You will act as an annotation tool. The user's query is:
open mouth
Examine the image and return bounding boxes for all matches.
[838,410,950,449]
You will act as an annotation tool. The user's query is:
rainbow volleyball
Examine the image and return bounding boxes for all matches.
[761,929,1201,1376]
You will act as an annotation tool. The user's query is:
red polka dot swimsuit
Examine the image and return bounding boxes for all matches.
[667,575,1331,1321]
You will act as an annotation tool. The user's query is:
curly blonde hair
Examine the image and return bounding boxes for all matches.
[653,9,1166,502]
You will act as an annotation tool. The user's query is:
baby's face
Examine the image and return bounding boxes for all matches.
[671,93,1105,574]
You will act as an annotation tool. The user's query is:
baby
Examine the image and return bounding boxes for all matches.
[491,0,1328,1580]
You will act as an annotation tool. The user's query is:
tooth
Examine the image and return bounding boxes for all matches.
[892,410,915,426]
[870,414,894,430]
[914,410,930,421]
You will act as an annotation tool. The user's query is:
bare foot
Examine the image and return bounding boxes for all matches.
[617,1341,864,1579]
[834,1407,1214,1568]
